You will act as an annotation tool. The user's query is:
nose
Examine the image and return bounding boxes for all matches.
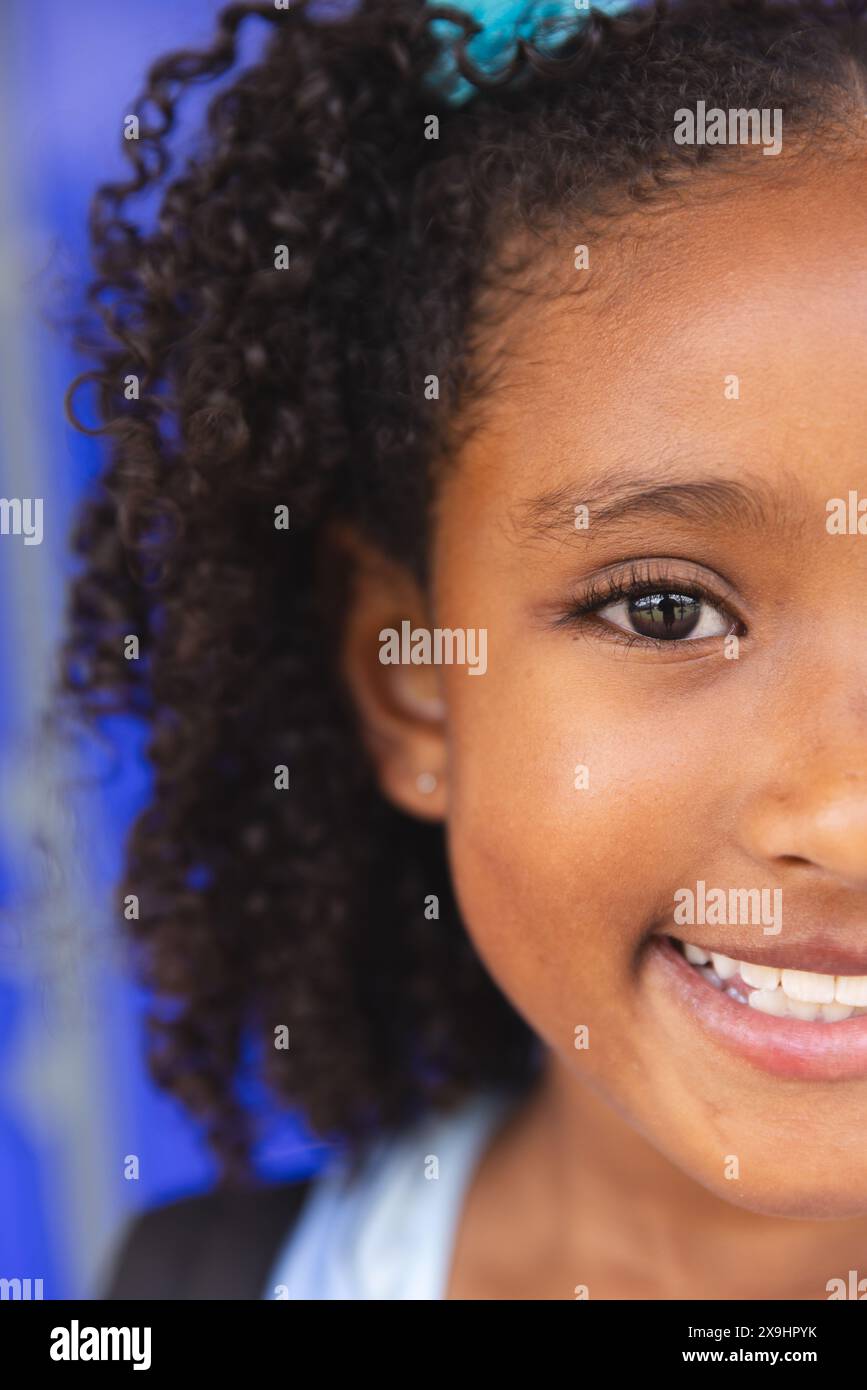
[742,765,867,890]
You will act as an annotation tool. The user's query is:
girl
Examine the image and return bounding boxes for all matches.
[68,0,867,1299]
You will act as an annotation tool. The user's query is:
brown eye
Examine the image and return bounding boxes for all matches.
[629,592,701,639]
[598,590,731,642]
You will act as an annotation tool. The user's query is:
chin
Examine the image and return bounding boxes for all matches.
[700,1172,867,1223]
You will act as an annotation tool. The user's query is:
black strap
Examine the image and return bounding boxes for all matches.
[101,1179,313,1300]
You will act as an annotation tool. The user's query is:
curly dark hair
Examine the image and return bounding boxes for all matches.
[63,0,867,1182]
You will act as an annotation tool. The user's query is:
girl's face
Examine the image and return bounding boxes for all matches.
[422,151,867,1220]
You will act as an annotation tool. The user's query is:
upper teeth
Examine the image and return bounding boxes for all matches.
[681,941,867,1020]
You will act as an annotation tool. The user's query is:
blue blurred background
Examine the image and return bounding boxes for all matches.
[0,0,330,1300]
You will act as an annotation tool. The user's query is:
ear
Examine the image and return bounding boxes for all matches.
[330,525,447,822]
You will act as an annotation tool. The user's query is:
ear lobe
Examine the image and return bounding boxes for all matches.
[330,527,448,822]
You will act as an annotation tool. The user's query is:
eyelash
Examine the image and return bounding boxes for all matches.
[557,561,744,650]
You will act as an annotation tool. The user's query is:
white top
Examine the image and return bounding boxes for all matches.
[264,1090,515,1300]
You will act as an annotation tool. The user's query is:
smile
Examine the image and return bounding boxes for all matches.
[650,935,867,1081]
[672,937,867,1022]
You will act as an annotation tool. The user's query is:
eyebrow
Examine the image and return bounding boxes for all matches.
[512,467,794,544]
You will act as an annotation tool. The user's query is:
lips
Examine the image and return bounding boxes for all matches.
[650,934,867,1081]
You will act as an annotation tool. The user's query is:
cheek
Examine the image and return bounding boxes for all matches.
[440,650,733,1060]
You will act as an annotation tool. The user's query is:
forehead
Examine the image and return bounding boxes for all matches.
[443,151,867,532]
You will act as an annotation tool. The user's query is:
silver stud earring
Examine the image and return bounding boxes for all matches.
[416,771,437,795]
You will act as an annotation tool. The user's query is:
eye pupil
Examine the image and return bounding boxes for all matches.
[628,592,701,639]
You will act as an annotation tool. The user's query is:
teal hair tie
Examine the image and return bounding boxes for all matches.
[426,0,637,106]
